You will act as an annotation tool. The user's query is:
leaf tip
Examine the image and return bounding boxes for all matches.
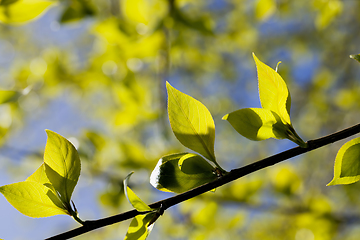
[222,114,229,120]
[252,52,259,60]
[124,171,135,186]
[165,81,172,89]
[326,179,336,186]
[45,129,57,138]
[165,81,174,94]
[275,61,282,72]
[350,54,360,63]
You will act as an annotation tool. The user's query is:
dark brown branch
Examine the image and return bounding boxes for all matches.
[46,123,360,240]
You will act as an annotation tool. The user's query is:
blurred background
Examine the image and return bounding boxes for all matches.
[0,0,360,239]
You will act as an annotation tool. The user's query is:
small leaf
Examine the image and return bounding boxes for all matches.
[222,108,288,141]
[223,53,306,147]
[166,82,216,162]
[253,53,291,125]
[0,181,68,218]
[44,130,81,206]
[150,153,217,193]
[124,212,157,240]
[0,0,55,24]
[350,54,360,63]
[328,138,360,186]
[124,172,152,212]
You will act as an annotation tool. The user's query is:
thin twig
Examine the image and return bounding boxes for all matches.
[46,123,360,240]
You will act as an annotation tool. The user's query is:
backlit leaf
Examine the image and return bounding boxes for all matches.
[328,138,360,186]
[44,130,81,206]
[222,108,288,141]
[253,53,291,125]
[124,172,152,212]
[26,163,47,183]
[150,153,217,193]
[124,212,157,240]
[166,82,216,162]
[223,53,306,147]
[26,163,53,187]
[0,181,68,218]
[0,0,54,24]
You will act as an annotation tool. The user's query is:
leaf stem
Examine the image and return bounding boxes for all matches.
[70,201,85,225]
[72,213,85,225]
[213,162,228,176]
[46,122,360,240]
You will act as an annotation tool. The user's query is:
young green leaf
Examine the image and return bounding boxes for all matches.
[223,53,306,147]
[0,181,68,218]
[44,130,81,207]
[253,52,291,125]
[124,172,153,212]
[26,163,55,191]
[0,0,55,24]
[222,108,288,141]
[124,212,157,240]
[328,138,360,186]
[166,82,216,162]
[26,163,49,184]
[150,153,217,193]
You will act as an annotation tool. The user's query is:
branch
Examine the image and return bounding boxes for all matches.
[46,123,360,240]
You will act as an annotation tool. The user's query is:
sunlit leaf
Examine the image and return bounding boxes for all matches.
[124,212,157,240]
[328,138,360,186]
[26,162,50,183]
[124,172,153,212]
[26,163,58,194]
[166,82,216,162]
[150,153,217,193]
[222,108,288,141]
[0,0,55,24]
[0,181,68,218]
[253,53,291,125]
[44,130,81,206]
[222,53,307,147]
